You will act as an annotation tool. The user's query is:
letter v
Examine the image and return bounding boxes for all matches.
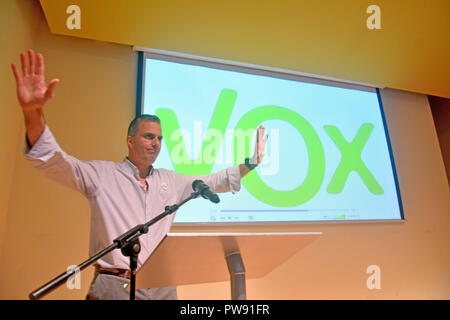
[156,89,237,175]
[324,123,384,194]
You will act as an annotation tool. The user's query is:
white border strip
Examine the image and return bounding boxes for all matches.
[167,232,323,237]
[133,46,382,90]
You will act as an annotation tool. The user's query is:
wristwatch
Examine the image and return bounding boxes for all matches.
[244,157,258,170]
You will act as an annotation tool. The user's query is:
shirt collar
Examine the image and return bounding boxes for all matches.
[122,157,154,180]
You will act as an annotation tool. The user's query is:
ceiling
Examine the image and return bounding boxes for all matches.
[39,0,450,98]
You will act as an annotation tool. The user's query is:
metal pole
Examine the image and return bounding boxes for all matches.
[225,251,246,300]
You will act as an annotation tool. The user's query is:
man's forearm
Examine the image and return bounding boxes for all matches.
[23,109,46,148]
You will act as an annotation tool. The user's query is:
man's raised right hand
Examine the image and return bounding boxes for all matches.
[11,49,59,112]
[11,49,60,147]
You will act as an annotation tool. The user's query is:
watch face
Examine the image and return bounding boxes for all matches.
[245,158,255,170]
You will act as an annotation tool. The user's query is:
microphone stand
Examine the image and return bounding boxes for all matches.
[29,190,202,300]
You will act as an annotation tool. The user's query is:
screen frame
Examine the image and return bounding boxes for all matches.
[134,47,405,225]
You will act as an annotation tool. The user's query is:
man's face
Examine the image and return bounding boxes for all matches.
[127,121,162,167]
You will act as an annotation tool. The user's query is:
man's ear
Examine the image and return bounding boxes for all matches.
[126,135,134,149]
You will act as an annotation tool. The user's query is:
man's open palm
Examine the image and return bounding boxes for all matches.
[11,49,59,111]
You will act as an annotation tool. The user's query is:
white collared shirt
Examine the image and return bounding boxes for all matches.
[24,126,241,270]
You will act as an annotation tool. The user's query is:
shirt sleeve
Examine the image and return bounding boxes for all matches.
[171,166,242,201]
[24,125,102,198]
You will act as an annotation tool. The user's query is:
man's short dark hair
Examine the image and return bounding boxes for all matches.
[127,114,161,137]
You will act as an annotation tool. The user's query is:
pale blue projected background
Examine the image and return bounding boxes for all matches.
[142,57,403,224]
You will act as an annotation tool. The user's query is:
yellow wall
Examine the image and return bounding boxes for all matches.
[0,0,42,261]
[0,5,135,299]
[39,0,450,98]
[0,1,449,299]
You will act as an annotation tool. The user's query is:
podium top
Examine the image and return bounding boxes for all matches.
[136,232,322,289]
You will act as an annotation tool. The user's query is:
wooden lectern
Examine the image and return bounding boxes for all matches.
[135,232,322,299]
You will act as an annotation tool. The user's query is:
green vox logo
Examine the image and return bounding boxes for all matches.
[155,89,383,207]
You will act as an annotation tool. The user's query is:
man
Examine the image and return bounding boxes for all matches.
[11,50,268,300]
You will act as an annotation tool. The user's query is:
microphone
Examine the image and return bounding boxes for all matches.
[192,180,220,203]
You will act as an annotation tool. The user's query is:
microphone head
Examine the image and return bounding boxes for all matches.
[192,180,204,191]
[209,193,220,204]
[192,180,220,203]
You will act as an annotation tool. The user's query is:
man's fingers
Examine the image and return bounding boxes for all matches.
[36,52,44,75]
[28,49,35,74]
[252,125,269,165]
[258,128,268,146]
[45,78,60,100]
[257,133,269,163]
[263,133,269,143]
[11,63,22,84]
[20,52,28,76]
[260,134,268,150]
[258,125,266,139]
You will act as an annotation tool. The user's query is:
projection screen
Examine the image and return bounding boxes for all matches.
[136,49,404,225]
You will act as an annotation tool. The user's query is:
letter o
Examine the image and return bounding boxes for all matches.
[234,106,325,206]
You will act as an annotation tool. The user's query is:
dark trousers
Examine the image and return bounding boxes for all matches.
[86,272,178,300]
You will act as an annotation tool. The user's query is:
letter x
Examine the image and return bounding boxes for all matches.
[324,123,383,194]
